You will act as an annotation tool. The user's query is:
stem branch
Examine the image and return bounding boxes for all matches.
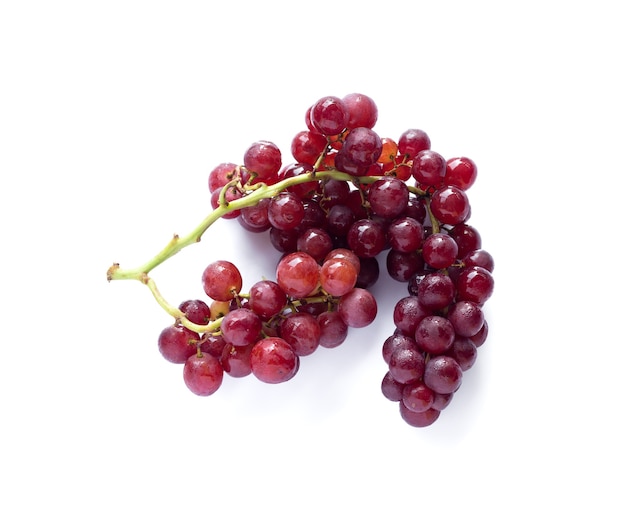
[107,169,376,282]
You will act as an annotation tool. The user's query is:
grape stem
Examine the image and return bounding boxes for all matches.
[106,167,431,327]
[108,169,379,283]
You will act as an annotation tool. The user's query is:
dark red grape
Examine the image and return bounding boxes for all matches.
[424,355,463,394]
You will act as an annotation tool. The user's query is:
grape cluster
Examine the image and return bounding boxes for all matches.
[156,93,494,427]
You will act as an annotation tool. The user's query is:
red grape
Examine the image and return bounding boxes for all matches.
[250,337,299,384]
[243,140,282,182]
[317,311,349,348]
[337,288,377,328]
[183,353,224,396]
[158,324,199,364]
[276,252,320,299]
[202,260,242,302]
[310,96,348,136]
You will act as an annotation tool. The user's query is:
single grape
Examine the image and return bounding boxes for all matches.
[268,191,305,231]
[291,130,328,166]
[299,199,327,231]
[382,333,420,364]
[462,249,495,273]
[431,392,454,411]
[402,381,435,413]
[220,308,262,347]
[238,198,271,233]
[199,333,226,358]
[202,260,243,302]
[355,256,379,288]
[377,137,399,164]
[342,93,378,129]
[403,198,427,226]
[183,353,224,396]
[381,371,405,402]
[341,127,383,168]
[320,258,358,297]
[321,178,351,208]
[210,300,230,321]
[416,272,455,310]
[414,315,456,355]
[423,355,463,394]
[367,177,409,219]
[345,189,369,220]
[248,280,287,321]
[456,266,495,305]
[386,250,424,283]
[411,150,446,188]
[393,295,430,337]
[220,342,253,378]
[317,311,349,348]
[279,312,321,356]
[430,186,471,225]
[398,129,430,159]
[158,324,200,364]
[445,156,477,190]
[310,96,348,136]
[250,337,299,384]
[447,337,478,371]
[422,233,459,269]
[326,204,357,237]
[337,288,377,328]
[388,344,425,384]
[297,227,333,262]
[387,216,423,253]
[276,251,320,299]
[449,224,481,259]
[347,218,386,258]
[447,300,485,337]
[179,299,211,325]
[243,140,282,182]
[269,227,299,254]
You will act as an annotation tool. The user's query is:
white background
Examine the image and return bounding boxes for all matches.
[1,1,624,518]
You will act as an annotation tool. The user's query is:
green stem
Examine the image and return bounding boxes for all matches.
[107,169,376,282]
[144,276,223,333]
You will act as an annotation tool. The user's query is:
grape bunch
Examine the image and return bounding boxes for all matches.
[117,93,494,428]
